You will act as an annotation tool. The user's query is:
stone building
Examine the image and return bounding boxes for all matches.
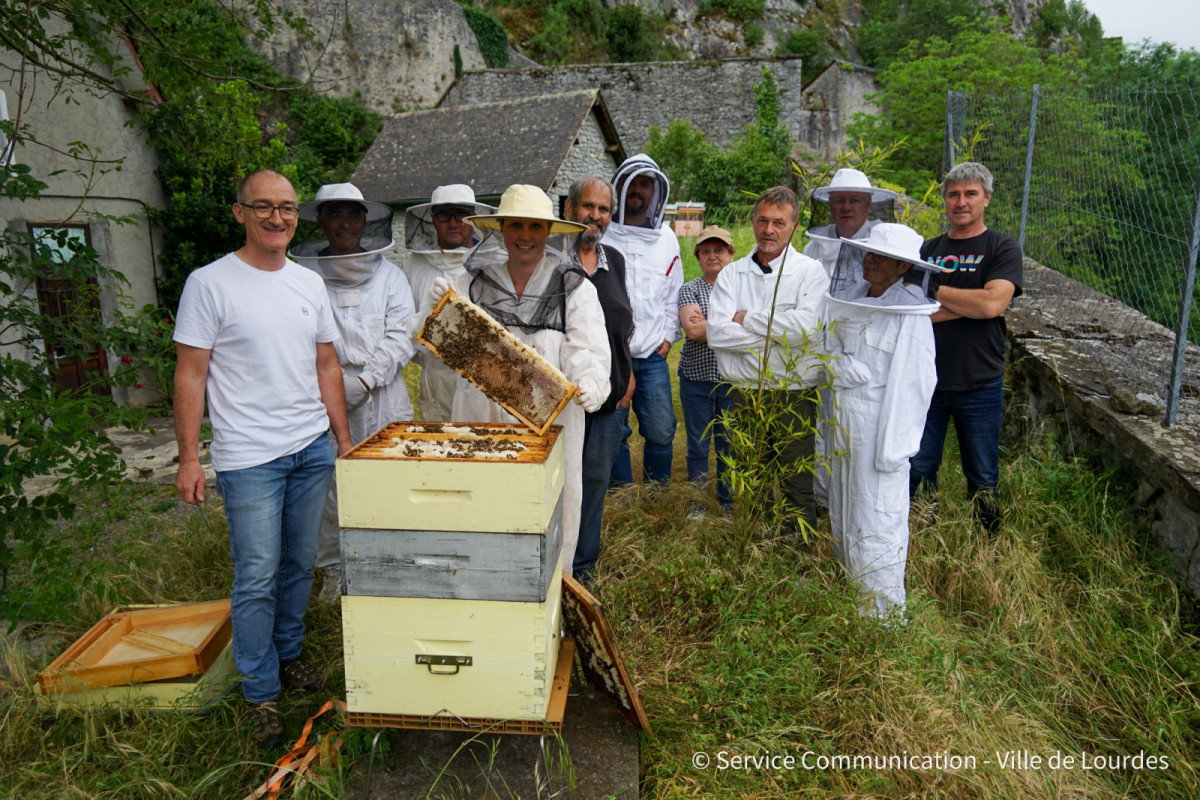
[351,90,625,211]
[0,21,165,408]
[441,57,807,155]
[796,60,882,160]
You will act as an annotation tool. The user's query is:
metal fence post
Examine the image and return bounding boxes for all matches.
[943,90,955,175]
[1018,84,1039,249]
[1164,158,1200,427]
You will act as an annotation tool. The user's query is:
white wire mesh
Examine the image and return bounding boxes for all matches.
[950,85,1200,424]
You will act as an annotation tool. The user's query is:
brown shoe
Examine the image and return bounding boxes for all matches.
[246,700,285,750]
[279,656,323,693]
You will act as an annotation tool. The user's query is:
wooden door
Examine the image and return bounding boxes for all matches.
[30,224,111,396]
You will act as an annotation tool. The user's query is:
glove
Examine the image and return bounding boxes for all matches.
[429,276,452,306]
[344,374,369,410]
[576,376,605,413]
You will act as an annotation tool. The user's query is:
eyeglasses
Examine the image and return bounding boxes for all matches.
[433,210,470,224]
[239,202,300,220]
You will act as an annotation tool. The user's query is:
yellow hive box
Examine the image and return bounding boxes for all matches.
[342,571,562,721]
[336,422,564,533]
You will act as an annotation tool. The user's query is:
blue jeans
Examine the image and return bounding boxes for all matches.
[909,375,1004,531]
[610,353,677,484]
[575,406,628,582]
[679,375,733,507]
[216,433,336,703]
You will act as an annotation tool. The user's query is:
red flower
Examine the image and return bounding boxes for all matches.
[121,356,133,364]
[163,318,172,324]
[136,383,143,389]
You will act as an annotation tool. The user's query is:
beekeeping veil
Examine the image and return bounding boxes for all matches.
[290,183,395,288]
[404,183,494,255]
[805,168,899,267]
[611,154,670,229]
[462,184,589,334]
[827,223,939,310]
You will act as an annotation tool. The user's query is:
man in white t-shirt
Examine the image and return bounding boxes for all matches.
[173,169,353,750]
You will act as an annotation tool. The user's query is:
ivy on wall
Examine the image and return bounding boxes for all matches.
[463,5,510,68]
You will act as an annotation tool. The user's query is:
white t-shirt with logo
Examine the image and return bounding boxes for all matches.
[174,253,339,471]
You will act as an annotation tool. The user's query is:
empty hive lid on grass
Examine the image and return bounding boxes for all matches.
[418,288,577,434]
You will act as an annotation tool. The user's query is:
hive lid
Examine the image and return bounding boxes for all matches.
[418,288,577,435]
[38,600,232,694]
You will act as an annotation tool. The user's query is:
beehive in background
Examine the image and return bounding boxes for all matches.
[418,289,576,435]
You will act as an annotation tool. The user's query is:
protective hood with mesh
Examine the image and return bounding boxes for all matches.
[405,207,482,256]
[462,230,588,334]
[289,208,396,288]
[826,240,940,314]
[806,195,896,240]
[611,154,670,229]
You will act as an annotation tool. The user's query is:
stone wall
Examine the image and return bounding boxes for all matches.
[796,61,881,159]
[550,112,621,208]
[442,57,807,155]
[1004,262,1200,599]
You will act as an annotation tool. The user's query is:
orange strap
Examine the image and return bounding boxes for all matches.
[242,698,346,800]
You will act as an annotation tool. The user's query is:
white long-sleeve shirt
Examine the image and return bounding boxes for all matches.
[707,244,829,389]
[601,221,682,359]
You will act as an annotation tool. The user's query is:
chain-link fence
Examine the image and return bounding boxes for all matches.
[947,85,1200,426]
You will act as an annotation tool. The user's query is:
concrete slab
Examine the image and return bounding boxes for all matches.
[346,680,640,799]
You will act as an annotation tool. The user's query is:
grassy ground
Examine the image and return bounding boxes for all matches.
[3,426,1197,798]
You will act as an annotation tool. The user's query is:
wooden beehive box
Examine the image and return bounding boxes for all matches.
[38,600,232,695]
[37,639,236,710]
[343,495,563,602]
[342,570,562,721]
[336,422,564,533]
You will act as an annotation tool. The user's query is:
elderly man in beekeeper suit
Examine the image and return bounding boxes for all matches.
[423,185,610,577]
[290,183,416,602]
[803,168,898,276]
[402,184,495,421]
[820,223,938,620]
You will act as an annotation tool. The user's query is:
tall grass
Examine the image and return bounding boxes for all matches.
[597,435,1200,798]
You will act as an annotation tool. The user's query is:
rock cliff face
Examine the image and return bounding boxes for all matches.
[241,0,1052,113]
[241,0,486,114]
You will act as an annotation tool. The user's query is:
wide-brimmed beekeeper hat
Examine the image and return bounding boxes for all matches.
[812,168,898,204]
[298,182,392,223]
[406,183,495,222]
[466,184,587,235]
[838,223,931,269]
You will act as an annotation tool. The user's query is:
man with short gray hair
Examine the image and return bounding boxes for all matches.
[910,161,1023,533]
[708,185,829,535]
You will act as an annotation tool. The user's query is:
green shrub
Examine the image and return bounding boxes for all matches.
[463,5,509,68]
[745,23,764,47]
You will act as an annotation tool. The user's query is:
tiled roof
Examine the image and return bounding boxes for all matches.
[351,90,620,205]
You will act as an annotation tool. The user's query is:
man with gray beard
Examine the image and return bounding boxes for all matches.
[564,176,634,584]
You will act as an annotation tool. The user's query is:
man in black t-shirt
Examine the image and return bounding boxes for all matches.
[911,162,1023,533]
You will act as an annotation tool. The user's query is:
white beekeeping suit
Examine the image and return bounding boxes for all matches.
[402,184,494,421]
[820,223,938,619]
[290,183,416,598]
[439,232,610,578]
